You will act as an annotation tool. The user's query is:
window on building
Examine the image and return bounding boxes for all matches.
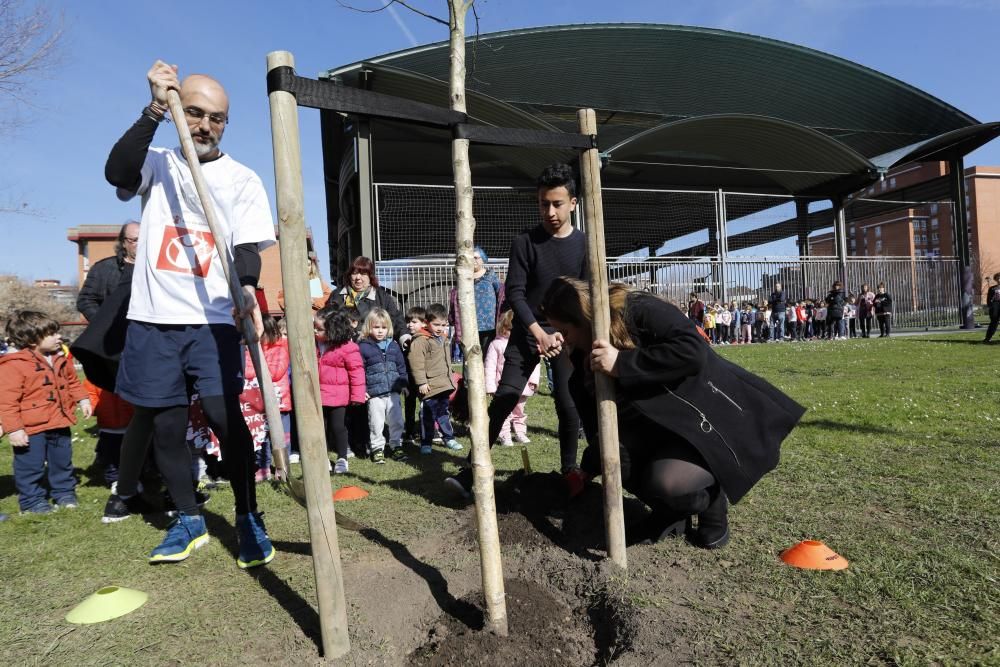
[875,227,882,238]
[875,239,882,253]
[932,232,939,243]
[890,177,897,188]
[931,217,939,228]
[931,203,939,214]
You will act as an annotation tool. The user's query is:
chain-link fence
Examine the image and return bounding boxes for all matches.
[370,184,962,329]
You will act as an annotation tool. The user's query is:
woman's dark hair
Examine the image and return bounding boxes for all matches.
[536,163,577,199]
[261,314,281,346]
[320,307,355,346]
[345,256,379,288]
[5,310,59,349]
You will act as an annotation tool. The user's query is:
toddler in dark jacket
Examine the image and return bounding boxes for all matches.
[358,308,408,463]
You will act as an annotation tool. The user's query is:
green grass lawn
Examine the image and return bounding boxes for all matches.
[0,333,997,665]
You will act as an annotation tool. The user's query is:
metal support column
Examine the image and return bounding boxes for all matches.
[948,158,975,328]
[716,189,729,303]
[795,199,811,298]
[833,198,848,286]
[355,118,376,261]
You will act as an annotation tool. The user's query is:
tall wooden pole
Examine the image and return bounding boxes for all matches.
[449,0,508,636]
[577,109,627,570]
[266,50,351,659]
[163,90,290,486]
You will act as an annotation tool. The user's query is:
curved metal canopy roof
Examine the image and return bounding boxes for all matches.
[324,23,996,197]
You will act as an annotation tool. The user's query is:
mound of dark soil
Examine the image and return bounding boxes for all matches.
[408,578,605,666]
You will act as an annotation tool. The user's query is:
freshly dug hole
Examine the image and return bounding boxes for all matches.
[408,578,635,666]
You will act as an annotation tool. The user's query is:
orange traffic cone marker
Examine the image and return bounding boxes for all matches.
[780,540,849,570]
[333,485,369,502]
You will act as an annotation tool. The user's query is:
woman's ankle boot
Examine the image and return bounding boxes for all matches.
[690,487,730,549]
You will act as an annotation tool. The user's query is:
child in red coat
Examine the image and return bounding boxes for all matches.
[0,311,92,513]
[315,305,365,474]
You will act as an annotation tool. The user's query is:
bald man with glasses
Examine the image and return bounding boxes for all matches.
[102,60,275,569]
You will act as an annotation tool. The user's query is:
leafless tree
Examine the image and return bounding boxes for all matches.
[0,0,63,215]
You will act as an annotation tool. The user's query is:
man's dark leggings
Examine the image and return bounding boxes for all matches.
[487,332,580,472]
[117,395,257,516]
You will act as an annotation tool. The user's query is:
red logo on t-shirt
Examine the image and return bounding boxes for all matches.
[155,222,217,277]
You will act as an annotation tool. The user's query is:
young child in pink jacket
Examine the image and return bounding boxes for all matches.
[484,310,540,446]
[315,305,365,474]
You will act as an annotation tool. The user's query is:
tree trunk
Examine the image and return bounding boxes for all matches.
[448,0,508,637]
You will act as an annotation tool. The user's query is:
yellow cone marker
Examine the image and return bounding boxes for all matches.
[66,586,148,624]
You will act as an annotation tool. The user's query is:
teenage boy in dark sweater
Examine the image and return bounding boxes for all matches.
[446,163,588,498]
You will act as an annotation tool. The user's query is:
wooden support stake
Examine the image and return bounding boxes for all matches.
[577,108,627,570]
[449,0,508,636]
[265,50,351,659]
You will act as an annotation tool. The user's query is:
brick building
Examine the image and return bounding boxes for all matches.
[66,224,316,316]
[808,163,1000,302]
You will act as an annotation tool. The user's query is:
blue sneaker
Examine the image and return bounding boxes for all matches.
[420,444,433,455]
[0,513,8,522]
[445,439,463,451]
[21,502,53,515]
[236,512,275,569]
[149,513,208,563]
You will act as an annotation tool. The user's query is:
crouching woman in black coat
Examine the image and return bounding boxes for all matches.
[542,278,805,549]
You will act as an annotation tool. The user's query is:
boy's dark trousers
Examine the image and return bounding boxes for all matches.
[877,313,892,336]
[421,392,454,445]
[404,378,419,438]
[487,330,580,472]
[95,431,124,485]
[985,302,1000,343]
[13,428,75,510]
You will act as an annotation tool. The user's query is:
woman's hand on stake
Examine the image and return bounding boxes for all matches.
[591,339,619,377]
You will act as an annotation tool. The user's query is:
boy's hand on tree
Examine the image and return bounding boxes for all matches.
[8,429,29,448]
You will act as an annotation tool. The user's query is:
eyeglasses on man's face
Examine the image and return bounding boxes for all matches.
[124,236,139,244]
[183,106,228,127]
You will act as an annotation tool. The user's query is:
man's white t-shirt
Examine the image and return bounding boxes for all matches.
[119,147,276,325]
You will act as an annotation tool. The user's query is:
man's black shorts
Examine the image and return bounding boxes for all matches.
[116,321,244,407]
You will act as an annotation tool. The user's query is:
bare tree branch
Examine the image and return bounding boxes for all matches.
[335,0,448,26]
[0,0,63,98]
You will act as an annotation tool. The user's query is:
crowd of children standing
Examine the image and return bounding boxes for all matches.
[686,280,896,344]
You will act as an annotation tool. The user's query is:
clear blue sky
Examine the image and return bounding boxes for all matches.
[2,0,998,283]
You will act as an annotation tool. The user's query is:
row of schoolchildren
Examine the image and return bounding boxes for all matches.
[689,282,894,344]
[246,299,536,480]
[0,300,538,517]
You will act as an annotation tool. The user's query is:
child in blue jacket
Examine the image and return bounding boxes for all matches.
[358,308,409,463]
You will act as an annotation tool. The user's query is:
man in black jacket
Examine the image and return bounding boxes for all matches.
[768,282,786,342]
[76,221,139,321]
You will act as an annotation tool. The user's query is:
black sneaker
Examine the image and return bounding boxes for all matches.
[389,446,408,462]
[444,467,473,499]
[163,489,211,518]
[102,494,154,523]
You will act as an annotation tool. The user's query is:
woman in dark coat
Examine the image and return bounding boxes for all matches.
[825,280,847,340]
[325,256,405,338]
[542,277,805,549]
